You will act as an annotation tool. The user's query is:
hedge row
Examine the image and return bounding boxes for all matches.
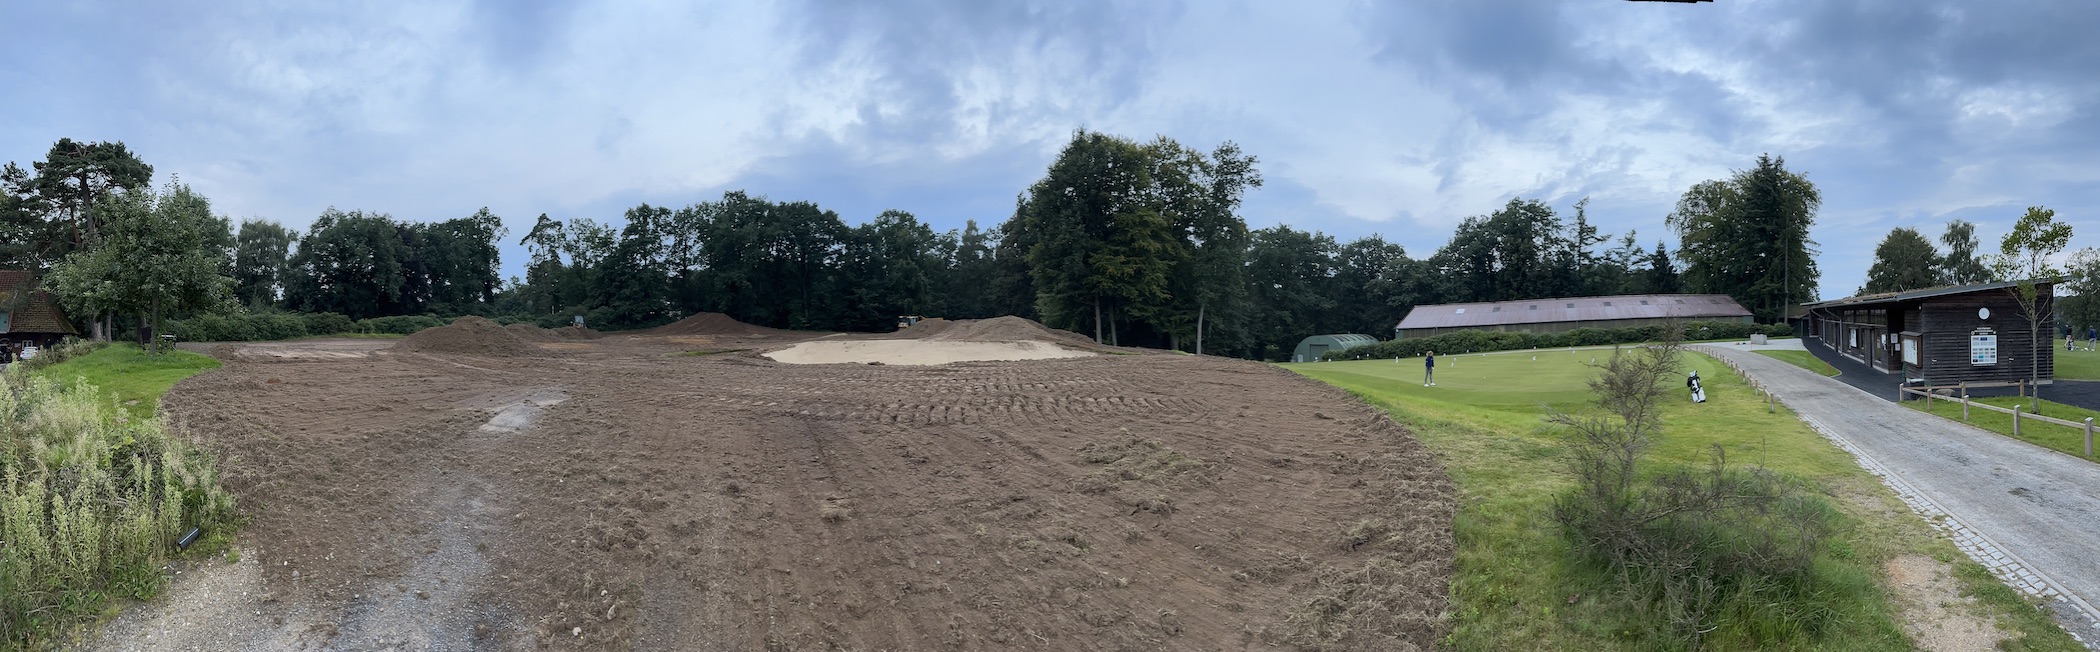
[1319,321,1794,361]
[162,312,451,342]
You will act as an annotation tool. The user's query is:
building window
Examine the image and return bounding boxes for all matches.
[1455,308,1465,314]
[1603,301,1613,306]
[1529,305,1538,310]
[1640,300,1650,305]
[1565,303,1574,308]
[1492,306,1501,312]
[1675,299,1685,304]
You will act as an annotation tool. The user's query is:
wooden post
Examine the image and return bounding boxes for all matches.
[2085,417,2093,458]
[2013,403,2022,438]
[1926,389,1933,409]
[1962,389,1970,422]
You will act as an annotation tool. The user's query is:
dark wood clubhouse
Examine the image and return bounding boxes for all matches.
[1802,280,2053,386]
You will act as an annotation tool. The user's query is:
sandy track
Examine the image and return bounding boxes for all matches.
[87,334,1454,650]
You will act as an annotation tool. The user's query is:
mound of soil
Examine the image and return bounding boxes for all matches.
[504,323,558,342]
[550,326,603,340]
[391,316,538,357]
[885,316,1098,348]
[928,315,1093,345]
[649,312,788,337]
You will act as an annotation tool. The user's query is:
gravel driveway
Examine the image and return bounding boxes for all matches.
[1698,344,2100,644]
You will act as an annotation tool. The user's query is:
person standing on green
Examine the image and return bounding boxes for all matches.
[1424,350,1436,387]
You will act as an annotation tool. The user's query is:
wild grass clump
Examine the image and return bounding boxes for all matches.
[0,368,236,648]
[1550,327,1840,649]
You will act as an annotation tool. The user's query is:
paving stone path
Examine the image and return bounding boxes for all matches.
[1699,344,2100,646]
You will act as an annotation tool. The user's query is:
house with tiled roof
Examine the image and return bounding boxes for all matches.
[0,270,80,347]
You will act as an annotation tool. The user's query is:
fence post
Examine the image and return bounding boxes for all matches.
[1926,389,1933,409]
[2013,403,2022,438]
[1962,389,1970,422]
[2085,417,2093,458]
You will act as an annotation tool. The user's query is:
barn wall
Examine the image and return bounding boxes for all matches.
[1915,290,2054,385]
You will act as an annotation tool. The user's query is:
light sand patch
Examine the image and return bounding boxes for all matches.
[763,339,1096,365]
[1885,553,2008,651]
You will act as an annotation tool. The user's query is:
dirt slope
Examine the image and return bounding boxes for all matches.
[392,316,538,357]
[129,333,1454,650]
[649,312,791,337]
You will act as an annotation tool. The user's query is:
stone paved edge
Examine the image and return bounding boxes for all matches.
[1696,345,2100,647]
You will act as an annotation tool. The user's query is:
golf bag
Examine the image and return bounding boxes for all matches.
[1687,371,1707,403]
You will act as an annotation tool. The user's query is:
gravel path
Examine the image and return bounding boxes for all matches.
[1698,344,2100,646]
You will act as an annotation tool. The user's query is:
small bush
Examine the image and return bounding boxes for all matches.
[1548,327,1837,648]
[12,338,104,372]
[300,312,356,336]
[355,315,446,335]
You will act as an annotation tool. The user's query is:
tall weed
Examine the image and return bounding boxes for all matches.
[0,368,235,648]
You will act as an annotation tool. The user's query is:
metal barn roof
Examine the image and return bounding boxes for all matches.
[1395,294,1751,330]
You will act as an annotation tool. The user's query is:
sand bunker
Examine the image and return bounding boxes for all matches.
[391,316,538,357]
[764,339,1095,365]
[650,312,789,337]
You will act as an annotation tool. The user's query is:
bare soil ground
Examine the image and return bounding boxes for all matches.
[89,322,1454,650]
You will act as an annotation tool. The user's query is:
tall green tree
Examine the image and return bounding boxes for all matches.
[419,208,507,313]
[1241,226,1337,360]
[1861,227,1941,293]
[1939,219,1991,285]
[2060,247,2100,336]
[1644,241,1682,294]
[233,219,295,308]
[31,138,153,251]
[47,182,232,350]
[283,209,416,319]
[1668,154,1820,321]
[1018,130,1162,343]
[593,204,674,328]
[1990,206,2072,397]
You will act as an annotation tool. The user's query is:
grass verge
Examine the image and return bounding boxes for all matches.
[1753,349,1840,377]
[30,344,222,420]
[2,342,237,649]
[1285,352,2080,651]
[1907,394,2100,461]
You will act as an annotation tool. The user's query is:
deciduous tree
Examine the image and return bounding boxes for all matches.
[1861,227,1941,293]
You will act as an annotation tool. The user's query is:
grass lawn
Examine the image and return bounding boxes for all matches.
[1909,393,2100,461]
[2051,337,2100,380]
[1286,349,2079,651]
[1754,349,1840,376]
[30,343,222,419]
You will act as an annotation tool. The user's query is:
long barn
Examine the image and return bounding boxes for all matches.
[1802,280,2054,386]
[1393,293,1753,339]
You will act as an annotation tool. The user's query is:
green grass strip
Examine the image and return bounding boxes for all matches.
[1753,349,1840,376]
[1285,351,2081,651]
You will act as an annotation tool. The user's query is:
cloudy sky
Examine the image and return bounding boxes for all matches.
[6,0,2099,300]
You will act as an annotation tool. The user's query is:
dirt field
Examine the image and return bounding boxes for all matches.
[94,318,1454,650]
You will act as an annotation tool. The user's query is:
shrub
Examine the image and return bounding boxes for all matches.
[355,315,446,335]
[300,312,356,336]
[12,338,104,372]
[1548,330,1835,647]
[0,370,237,647]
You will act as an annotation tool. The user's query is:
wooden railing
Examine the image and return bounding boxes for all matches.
[1900,382,2095,458]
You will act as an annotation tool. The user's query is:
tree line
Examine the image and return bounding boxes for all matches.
[4,135,1833,360]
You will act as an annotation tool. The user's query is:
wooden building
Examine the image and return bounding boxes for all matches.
[1802,281,2053,386]
[0,270,79,348]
